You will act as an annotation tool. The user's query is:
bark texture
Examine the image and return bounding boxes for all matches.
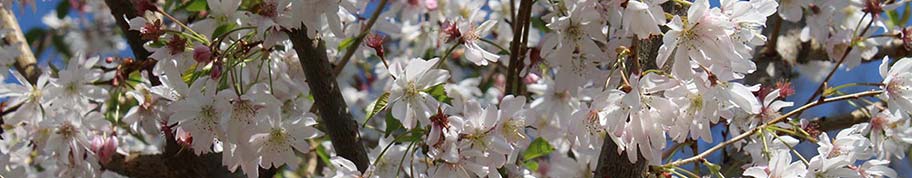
[287,28,370,172]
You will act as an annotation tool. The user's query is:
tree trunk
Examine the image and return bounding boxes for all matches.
[593,136,648,178]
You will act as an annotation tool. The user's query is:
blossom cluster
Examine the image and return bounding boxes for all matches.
[1,0,912,177]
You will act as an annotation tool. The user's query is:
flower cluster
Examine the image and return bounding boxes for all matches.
[2,0,912,177]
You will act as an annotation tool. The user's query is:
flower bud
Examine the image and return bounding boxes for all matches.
[193,44,212,64]
[90,135,118,165]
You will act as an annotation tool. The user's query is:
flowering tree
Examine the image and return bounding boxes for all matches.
[2,0,912,177]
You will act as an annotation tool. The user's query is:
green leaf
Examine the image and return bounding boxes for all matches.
[887,10,900,29]
[704,160,725,177]
[364,92,391,126]
[902,2,912,27]
[530,17,552,33]
[523,160,539,172]
[337,37,355,51]
[425,84,452,104]
[523,137,555,161]
[211,23,238,39]
[394,127,425,143]
[384,112,402,138]
[185,0,208,12]
[315,144,333,167]
[56,1,70,19]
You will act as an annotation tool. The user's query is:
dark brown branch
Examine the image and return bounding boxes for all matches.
[105,0,152,61]
[593,136,648,178]
[287,28,370,172]
[504,0,533,95]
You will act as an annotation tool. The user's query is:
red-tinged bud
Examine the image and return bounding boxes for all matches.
[210,60,223,79]
[90,135,118,165]
[365,33,385,57]
[863,0,883,16]
[523,72,540,84]
[254,0,278,18]
[133,0,157,15]
[776,81,795,98]
[140,20,164,41]
[193,44,212,64]
[442,21,461,43]
[105,57,115,63]
[167,36,187,55]
[429,107,449,148]
[529,47,542,67]
[902,28,912,51]
[176,128,193,148]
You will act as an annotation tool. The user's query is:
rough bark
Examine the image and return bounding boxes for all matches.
[286,28,370,172]
[0,4,39,83]
[104,0,152,61]
[593,136,648,178]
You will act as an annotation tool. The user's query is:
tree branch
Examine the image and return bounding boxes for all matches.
[594,136,648,178]
[287,28,370,172]
[0,4,39,83]
[664,90,883,167]
[813,103,882,131]
[504,0,533,95]
[333,0,388,77]
[104,0,152,61]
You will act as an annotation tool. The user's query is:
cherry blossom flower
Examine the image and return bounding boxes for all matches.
[251,115,322,168]
[458,18,499,66]
[47,54,107,111]
[388,57,450,129]
[744,151,808,178]
[863,109,912,159]
[658,0,751,81]
[622,0,667,39]
[0,70,51,124]
[169,78,231,154]
[881,56,912,113]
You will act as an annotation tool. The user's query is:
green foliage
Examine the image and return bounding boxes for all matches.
[425,84,452,105]
[523,137,555,161]
[363,92,391,126]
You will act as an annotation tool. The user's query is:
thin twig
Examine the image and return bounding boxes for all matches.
[333,0,389,77]
[664,90,883,167]
[797,12,876,117]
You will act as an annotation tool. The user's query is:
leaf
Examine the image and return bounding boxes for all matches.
[704,160,725,178]
[364,92,391,122]
[56,1,70,19]
[384,112,402,138]
[425,84,452,104]
[337,37,355,51]
[315,144,333,166]
[211,23,237,39]
[185,0,208,12]
[887,10,900,29]
[394,127,425,143]
[530,17,551,33]
[523,137,555,161]
[523,160,539,172]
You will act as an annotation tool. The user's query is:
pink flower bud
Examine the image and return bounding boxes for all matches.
[425,0,438,10]
[365,34,385,58]
[193,44,212,64]
[210,60,223,79]
[523,73,540,84]
[91,135,118,165]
